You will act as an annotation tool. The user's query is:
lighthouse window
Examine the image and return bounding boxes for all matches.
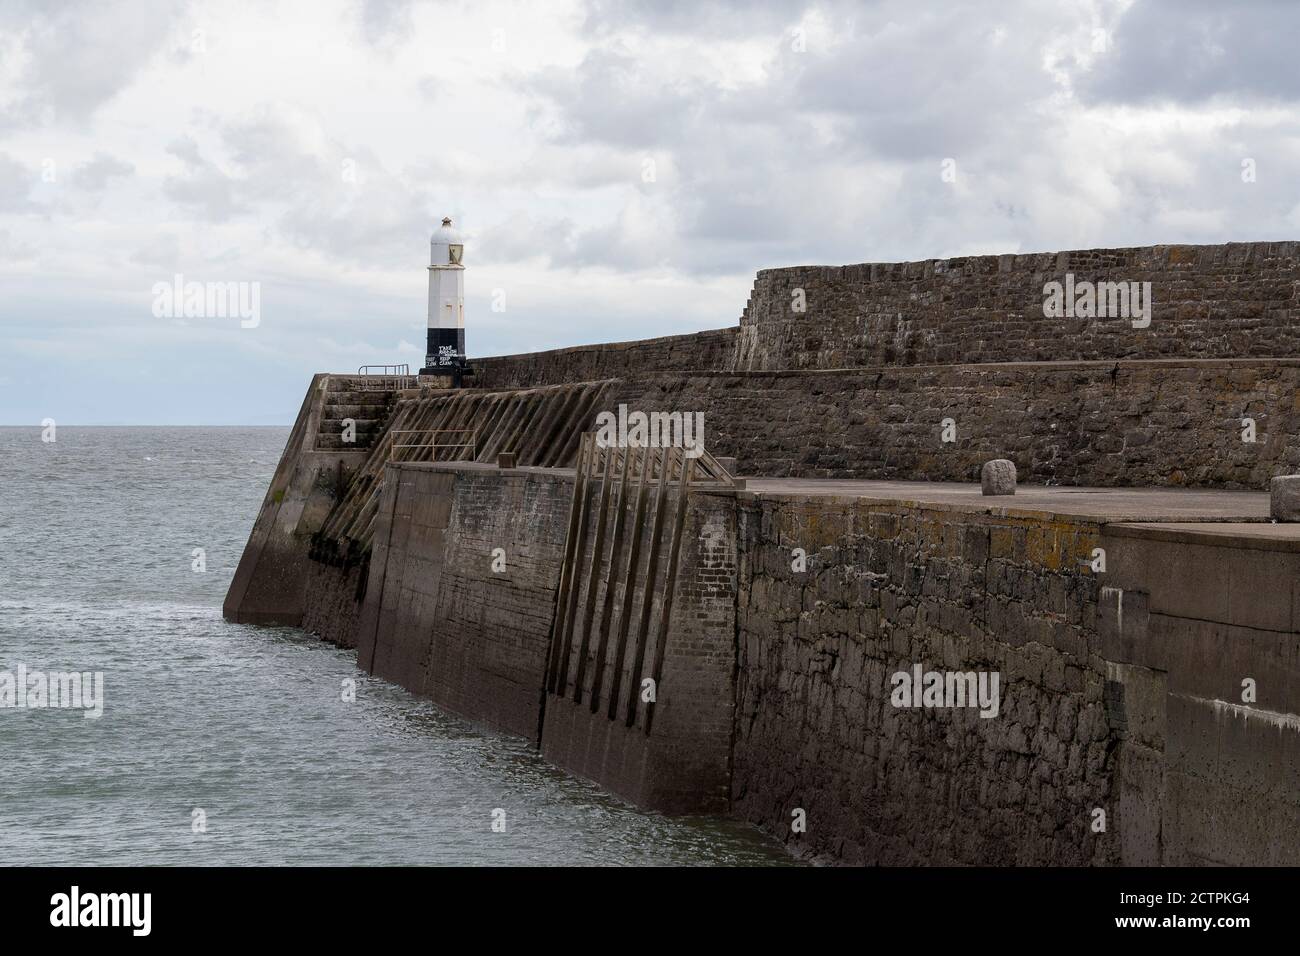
[448,243,463,265]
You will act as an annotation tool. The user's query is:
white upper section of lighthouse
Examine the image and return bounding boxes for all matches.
[428,216,465,330]
[430,216,465,269]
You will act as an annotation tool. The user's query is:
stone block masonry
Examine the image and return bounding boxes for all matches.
[732,242,1300,371]
[474,328,738,389]
[731,494,1116,865]
[607,359,1300,488]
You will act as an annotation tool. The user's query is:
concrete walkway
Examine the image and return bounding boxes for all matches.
[741,478,1271,523]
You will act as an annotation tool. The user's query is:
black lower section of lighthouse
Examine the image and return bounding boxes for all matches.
[420,328,471,383]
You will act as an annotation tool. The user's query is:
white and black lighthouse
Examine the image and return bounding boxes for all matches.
[420,216,470,381]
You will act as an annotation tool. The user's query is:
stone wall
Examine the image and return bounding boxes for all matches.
[731,494,1119,865]
[473,328,737,388]
[608,359,1300,488]
[732,242,1300,371]
[354,463,572,741]
[301,560,366,649]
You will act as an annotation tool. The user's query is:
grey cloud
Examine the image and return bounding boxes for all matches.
[0,227,36,261]
[353,0,415,46]
[0,152,40,212]
[163,136,243,221]
[72,152,134,191]
[519,0,1279,279]
[528,48,707,150]
[474,214,576,264]
[1080,0,1300,105]
[581,0,808,36]
[0,0,191,127]
[130,231,181,269]
[516,0,1300,281]
[161,111,445,267]
[783,8,1061,160]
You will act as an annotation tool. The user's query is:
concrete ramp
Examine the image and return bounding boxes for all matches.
[311,380,614,564]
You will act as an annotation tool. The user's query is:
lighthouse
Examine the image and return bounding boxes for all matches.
[420,217,470,382]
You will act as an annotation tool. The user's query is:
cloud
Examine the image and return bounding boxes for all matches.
[0,227,36,261]
[163,136,244,221]
[0,152,41,212]
[71,152,135,191]
[0,0,192,128]
[580,0,802,37]
[1080,0,1300,105]
[352,0,415,46]
[3,0,1300,424]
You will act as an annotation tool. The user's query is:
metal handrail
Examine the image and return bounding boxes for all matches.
[353,373,417,392]
[357,364,410,375]
[390,429,477,457]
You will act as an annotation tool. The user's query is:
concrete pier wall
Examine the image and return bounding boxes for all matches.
[330,459,738,814]
[353,464,570,740]
[228,240,1300,863]
[225,374,388,625]
[541,452,737,814]
[1100,523,1300,865]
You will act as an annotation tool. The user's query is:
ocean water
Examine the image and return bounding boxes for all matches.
[0,426,791,866]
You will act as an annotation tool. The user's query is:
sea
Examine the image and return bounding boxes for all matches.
[0,426,791,866]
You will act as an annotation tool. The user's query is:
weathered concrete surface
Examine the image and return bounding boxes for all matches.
[542,485,738,814]
[1100,521,1300,865]
[740,479,1269,521]
[334,457,740,813]
[301,560,366,649]
[224,375,373,625]
[353,463,571,741]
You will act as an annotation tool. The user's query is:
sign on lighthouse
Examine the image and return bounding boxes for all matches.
[420,216,471,383]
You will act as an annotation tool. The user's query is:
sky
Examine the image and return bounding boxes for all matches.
[2,0,1299,424]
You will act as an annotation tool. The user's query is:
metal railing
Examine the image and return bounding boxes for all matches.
[390,429,477,459]
[352,365,416,391]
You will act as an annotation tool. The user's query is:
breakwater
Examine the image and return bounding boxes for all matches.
[227,242,1300,864]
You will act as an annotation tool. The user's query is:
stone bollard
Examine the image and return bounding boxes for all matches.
[981,459,1017,496]
[1270,475,1300,520]
[497,452,517,469]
